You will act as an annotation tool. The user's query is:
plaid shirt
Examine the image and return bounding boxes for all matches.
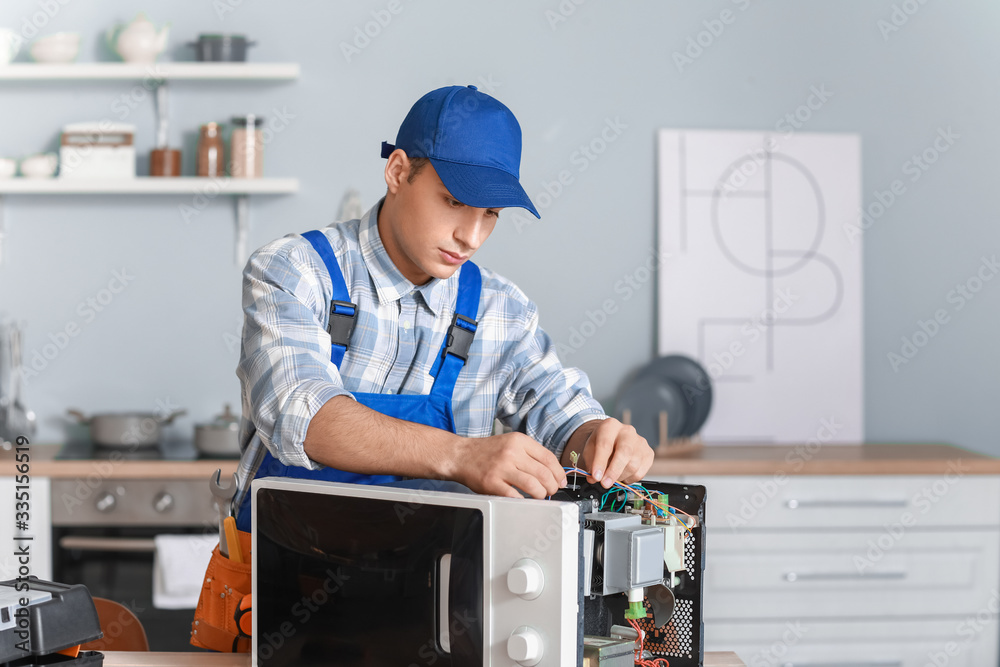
[233,199,606,507]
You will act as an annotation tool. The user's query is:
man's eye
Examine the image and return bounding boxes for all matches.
[487,210,500,218]
[447,198,462,207]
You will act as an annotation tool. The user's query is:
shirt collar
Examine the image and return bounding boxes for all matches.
[359,198,452,317]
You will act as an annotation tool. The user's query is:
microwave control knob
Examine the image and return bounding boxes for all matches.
[153,492,174,513]
[507,558,544,600]
[507,626,543,666]
[95,493,116,513]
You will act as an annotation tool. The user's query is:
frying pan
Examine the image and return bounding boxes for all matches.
[615,354,713,446]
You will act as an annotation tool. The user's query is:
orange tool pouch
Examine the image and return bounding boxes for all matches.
[190,529,252,653]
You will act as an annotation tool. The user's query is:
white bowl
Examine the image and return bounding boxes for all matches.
[0,158,16,179]
[19,153,58,178]
[30,32,80,64]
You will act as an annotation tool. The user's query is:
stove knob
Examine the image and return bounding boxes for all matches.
[153,492,174,513]
[507,626,543,666]
[507,558,544,600]
[95,493,116,513]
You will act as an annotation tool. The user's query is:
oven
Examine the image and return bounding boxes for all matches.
[50,477,221,652]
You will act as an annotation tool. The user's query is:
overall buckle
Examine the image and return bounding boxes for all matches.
[443,313,477,363]
[328,300,357,348]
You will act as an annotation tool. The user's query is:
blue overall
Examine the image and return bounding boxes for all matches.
[234,229,481,532]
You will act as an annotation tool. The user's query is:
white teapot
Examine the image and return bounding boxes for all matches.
[107,13,168,63]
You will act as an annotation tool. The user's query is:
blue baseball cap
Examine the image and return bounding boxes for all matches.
[381,85,540,219]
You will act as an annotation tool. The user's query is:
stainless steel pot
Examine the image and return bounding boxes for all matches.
[67,408,186,448]
[187,34,256,62]
[194,404,241,457]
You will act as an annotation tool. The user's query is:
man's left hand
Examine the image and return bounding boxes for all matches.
[562,418,655,488]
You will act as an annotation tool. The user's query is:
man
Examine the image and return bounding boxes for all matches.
[231,85,653,531]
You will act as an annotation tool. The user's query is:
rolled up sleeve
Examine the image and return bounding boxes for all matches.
[237,241,355,470]
[495,301,606,460]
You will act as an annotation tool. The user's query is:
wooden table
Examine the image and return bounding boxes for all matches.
[101,650,747,666]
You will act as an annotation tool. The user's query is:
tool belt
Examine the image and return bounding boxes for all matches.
[190,529,252,653]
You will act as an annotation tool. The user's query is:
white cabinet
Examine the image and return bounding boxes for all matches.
[678,474,1000,667]
[0,476,51,581]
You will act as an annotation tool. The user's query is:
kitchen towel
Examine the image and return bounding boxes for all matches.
[153,534,218,609]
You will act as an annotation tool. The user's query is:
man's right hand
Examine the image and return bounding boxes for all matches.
[452,432,568,499]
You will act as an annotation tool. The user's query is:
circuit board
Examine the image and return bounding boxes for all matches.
[553,478,707,667]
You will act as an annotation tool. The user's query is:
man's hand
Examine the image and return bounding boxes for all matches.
[452,432,569,499]
[562,418,654,488]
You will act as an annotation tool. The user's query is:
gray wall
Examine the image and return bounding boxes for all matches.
[2,1,997,455]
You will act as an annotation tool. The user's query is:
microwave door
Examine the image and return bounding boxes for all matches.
[253,483,486,667]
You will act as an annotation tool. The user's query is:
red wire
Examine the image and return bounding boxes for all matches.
[627,618,670,667]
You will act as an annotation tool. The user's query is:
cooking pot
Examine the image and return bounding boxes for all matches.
[194,404,241,457]
[187,34,256,62]
[67,408,186,448]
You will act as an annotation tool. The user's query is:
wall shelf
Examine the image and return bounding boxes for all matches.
[0,62,300,81]
[0,178,298,265]
[0,177,299,194]
[0,62,302,266]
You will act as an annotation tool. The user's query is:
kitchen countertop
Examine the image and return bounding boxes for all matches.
[649,442,1000,476]
[101,651,747,666]
[3,443,997,479]
[0,444,239,478]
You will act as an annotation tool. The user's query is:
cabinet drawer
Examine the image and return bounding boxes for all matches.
[695,474,999,530]
[704,530,999,619]
[708,617,998,667]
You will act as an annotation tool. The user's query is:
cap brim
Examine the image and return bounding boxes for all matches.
[429,158,540,219]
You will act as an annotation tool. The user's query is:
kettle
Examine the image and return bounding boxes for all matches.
[107,13,169,63]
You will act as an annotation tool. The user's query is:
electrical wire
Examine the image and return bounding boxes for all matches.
[626,617,670,667]
[563,466,695,534]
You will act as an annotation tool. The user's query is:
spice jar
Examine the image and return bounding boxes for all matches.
[230,115,264,178]
[197,122,224,177]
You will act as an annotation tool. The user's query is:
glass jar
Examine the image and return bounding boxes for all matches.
[197,122,224,178]
[230,115,264,178]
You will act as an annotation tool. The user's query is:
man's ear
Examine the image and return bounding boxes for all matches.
[384,149,410,195]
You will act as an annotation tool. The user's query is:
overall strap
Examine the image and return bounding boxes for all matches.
[430,261,482,397]
[301,230,357,368]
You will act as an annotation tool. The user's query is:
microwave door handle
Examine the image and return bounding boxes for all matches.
[438,553,452,653]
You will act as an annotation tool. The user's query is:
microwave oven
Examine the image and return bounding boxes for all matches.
[251,476,706,667]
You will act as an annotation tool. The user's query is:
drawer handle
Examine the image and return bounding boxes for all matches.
[784,571,907,582]
[781,662,903,667]
[785,499,908,509]
[59,536,156,552]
